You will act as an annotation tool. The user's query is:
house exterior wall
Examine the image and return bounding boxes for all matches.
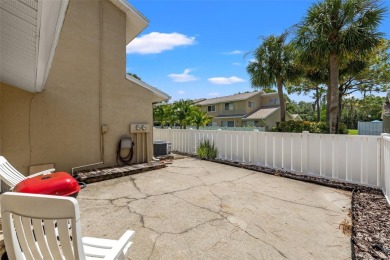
[0,0,157,174]
[264,110,293,129]
[0,86,2,155]
[199,92,284,128]
[260,93,280,107]
[200,93,264,116]
[383,117,390,133]
[213,118,243,127]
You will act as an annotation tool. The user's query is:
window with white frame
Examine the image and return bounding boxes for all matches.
[248,101,254,108]
[207,105,216,112]
[224,102,233,110]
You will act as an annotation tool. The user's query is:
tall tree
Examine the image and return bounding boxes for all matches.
[126,73,141,80]
[247,33,299,122]
[173,99,194,129]
[337,39,390,120]
[295,0,386,133]
[191,109,213,129]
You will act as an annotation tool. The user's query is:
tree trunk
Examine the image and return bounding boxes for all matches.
[338,89,343,125]
[326,81,331,122]
[315,85,320,122]
[276,77,286,122]
[329,53,340,134]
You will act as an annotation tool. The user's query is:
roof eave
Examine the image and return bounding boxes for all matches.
[109,0,149,43]
[198,93,261,106]
[126,75,171,102]
[35,0,69,93]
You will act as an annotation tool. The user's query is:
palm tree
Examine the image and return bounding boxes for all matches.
[247,32,299,122]
[153,105,167,128]
[173,99,193,129]
[295,0,386,133]
[191,109,213,129]
[164,105,177,128]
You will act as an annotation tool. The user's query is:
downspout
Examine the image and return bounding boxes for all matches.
[71,0,104,174]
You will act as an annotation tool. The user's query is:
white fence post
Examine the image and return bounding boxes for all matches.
[302,131,309,174]
[381,133,390,204]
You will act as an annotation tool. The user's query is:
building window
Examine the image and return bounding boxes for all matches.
[269,98,279,105]
[225,103,233,110]
[207,105,216,112]
[248,101,254,108]
[221,121,234,127]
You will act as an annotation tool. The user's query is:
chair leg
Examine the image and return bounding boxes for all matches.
[117,252,126,260]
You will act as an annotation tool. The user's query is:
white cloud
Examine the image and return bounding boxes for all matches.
[208,76,245,85]
[126,32,196,54]
[168,69,198,82]
[208,92,219,96]
[232,62,241,66]
[178,90,185,94]
[224,50,243,55]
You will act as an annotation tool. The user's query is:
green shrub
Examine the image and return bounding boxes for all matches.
[274,120,349,134]
[197,139,218,159]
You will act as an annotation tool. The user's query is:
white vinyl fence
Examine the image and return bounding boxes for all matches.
[154,128,390,204]
[155,126,266,132]
[382,135,390,203]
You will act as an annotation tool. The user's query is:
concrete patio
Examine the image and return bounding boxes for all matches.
[78,156,352,259]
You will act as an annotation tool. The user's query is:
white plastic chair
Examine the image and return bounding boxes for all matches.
[0,156,55,190]
[1,192,134,260]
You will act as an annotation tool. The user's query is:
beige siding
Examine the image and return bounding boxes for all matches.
[260,93,280,107]
[0,85,2,155]
[264,110,293,128]
[0,84,34,173]
[0,0,156,174]
[213,118,243,127]
[384,117,390,133]
[245,95,262,114]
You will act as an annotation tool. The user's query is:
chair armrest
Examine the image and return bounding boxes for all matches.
[103,230,134,260]
[28,168,55,178]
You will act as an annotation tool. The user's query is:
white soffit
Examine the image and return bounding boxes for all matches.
[0,0,68,93]
[108,0,149,43]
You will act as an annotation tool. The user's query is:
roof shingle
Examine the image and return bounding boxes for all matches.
[243,106,279,120]
[196,91,262,106]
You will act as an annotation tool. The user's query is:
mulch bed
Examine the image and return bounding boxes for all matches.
[172,152,390,259]
[352,190,390,259]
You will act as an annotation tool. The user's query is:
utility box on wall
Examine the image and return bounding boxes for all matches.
[129,123,150,133]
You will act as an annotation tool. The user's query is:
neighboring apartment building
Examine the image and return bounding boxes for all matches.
[0,0,169,174]
[196,91,300,129]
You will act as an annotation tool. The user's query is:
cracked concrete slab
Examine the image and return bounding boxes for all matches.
[78,156,351,259]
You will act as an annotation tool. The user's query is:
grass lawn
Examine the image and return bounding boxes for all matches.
[348,129,358,135]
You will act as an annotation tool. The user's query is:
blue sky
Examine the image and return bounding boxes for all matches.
[126,0,390,103]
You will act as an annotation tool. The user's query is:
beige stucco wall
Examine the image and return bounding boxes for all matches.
[383,117,390,133]
[213,118,243,127]
[260,93,280,107]
[0,85,2,155]
[263,110,293,129]
[0,0,159,174]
